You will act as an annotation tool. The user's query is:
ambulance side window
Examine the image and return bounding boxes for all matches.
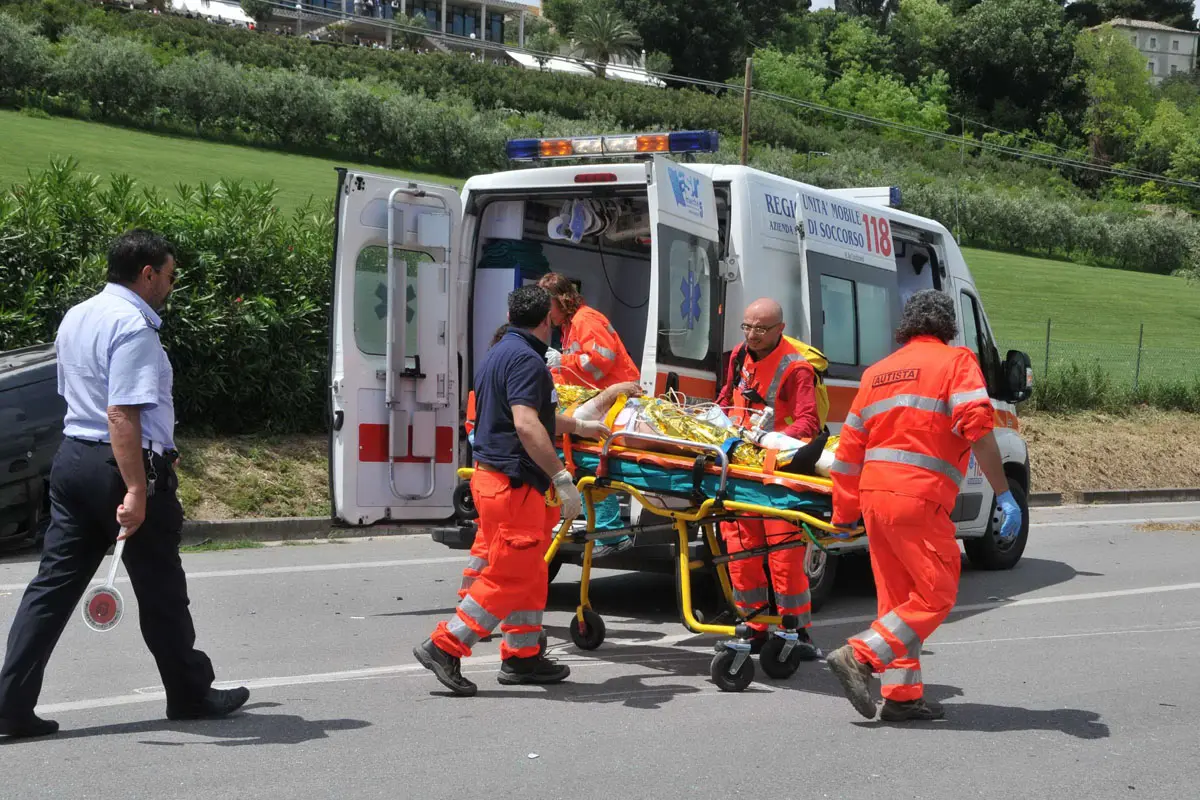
[814,268,898,379]
[353,245,431,360]
[960,290,1001,395]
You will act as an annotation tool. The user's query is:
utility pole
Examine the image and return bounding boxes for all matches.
[740,57,752,166]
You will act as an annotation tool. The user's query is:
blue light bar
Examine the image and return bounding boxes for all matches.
[668,130,720,153]
[889,186,902,208]
[506,139,541,160]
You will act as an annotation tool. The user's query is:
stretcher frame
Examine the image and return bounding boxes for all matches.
[457,429,866,691]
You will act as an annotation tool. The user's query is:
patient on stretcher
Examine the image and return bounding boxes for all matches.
[555,384,840,478]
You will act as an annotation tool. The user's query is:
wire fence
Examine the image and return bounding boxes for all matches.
[1005,320,1200,389]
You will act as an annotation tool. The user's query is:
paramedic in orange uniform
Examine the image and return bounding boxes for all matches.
[415,286,610,696]
[538,273,641,557]
[715,298,823,658]
[825,290,1022,722]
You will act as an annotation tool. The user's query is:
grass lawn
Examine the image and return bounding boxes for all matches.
[0,110,460,213]
[964,247,1200,351]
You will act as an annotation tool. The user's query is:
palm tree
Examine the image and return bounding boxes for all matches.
[570,6,641,80]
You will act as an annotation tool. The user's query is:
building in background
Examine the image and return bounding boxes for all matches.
[1105,18,1199,83]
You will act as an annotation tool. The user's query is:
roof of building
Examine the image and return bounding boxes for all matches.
[1103,18,1198,34]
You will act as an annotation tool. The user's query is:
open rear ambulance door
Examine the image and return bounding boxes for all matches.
[643,155,723,401]
[329,170,461,526]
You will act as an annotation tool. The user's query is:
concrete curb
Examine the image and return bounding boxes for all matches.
[1075,487,1200,505]
[1029,492,1064,508]
[180,517,439,544]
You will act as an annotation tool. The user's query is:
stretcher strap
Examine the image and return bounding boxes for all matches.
[762,448,779,475]
[561,434,576,474]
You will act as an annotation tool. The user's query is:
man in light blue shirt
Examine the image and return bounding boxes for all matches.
[0,230,249,739]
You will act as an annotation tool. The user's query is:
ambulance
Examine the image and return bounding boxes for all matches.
[326,130,1034,608]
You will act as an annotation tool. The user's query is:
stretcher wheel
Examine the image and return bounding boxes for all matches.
[570,609,606,651]
[452,482,477,521]
[758,637,802,680]
[710,650,755,692]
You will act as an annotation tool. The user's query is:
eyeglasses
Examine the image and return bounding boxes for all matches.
[740,322,781,335]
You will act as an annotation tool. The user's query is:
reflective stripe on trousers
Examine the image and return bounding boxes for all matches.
[880,665,924,701]
[501,609,544,654]
[733,587,769,607]
[459,555,488,595]
[851,610,922,668]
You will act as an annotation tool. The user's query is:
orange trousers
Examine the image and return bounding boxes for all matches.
[849,489,961,701]
[434,469,559,660]
[719,517,812,632]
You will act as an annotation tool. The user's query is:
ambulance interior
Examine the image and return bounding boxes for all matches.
[469,190,729,383]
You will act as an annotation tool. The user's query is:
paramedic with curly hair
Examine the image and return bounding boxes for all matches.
[825,289,1022,723]
[537,272,641,558]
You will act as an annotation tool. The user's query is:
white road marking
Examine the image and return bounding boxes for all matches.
[33,579,1200,716]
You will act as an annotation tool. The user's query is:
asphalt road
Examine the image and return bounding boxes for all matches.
[1,502,1198,800]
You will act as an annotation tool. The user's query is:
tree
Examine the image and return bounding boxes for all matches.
[239,0,274,28]
[890,0,954,80]
[737,0,808,46]
[399,11,429,51]
[527,29,564,68]
[1076,25,1156,163]
[543,0,583,35]
[570,4,643,79]
[611,0,749,81]
[1136,99,1190,173]
[948,0,1084,133]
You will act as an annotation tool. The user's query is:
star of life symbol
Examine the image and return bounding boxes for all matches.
[679,270,702,330]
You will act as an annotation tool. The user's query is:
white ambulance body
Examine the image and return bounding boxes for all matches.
[328,131,1034,593]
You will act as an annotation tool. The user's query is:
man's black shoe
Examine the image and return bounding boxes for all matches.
[795,628,823,661]
[497,655,571,685]
[413,639,477,696]
[0,714,59,739]
[166,687,251,721]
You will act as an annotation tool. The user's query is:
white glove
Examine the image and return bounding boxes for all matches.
[552,470,582,521]
[545,348,563,369]
[574,419,611,440]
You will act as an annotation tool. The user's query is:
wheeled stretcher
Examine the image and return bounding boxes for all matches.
[456,430,866,692]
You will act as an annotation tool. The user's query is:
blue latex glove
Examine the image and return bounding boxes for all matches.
[996,491,1022,540]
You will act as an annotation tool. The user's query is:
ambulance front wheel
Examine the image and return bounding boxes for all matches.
[710,650,755,692]
[964,477,1029,571]
[571,609,605,650]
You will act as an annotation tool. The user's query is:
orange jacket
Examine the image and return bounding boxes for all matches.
[831,335,995,523]
[716,339,820,439]
[555,305,640,388]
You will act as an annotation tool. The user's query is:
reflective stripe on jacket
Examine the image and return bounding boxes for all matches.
[831,335,995,519]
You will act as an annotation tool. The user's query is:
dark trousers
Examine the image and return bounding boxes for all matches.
[0,437,214,718]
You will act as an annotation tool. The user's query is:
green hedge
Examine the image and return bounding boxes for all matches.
[0,159,333,434]
[1032,362,1200,414]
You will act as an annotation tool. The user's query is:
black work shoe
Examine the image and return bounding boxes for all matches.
[413,639,477,697]
[826,645,877,720]
[794,628,823,661]
[0,714,59,739]
[881,698,945,722]
[497,655,571,685]
[166,687,251,721]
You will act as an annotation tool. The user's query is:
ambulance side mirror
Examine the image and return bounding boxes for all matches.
[1002,350,1033,403]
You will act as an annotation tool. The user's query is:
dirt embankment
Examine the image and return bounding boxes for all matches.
[1023,409,1200,494]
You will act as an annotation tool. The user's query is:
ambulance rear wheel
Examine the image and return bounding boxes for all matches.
[804,546,838,613]
[571,609,605,650]
[758,637,802,680]
[964,478,1029,571]
[710,650,755,692]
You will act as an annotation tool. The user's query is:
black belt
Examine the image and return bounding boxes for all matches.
[67,436,179,463]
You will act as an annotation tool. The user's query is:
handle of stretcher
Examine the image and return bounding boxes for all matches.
[600,431,730,494]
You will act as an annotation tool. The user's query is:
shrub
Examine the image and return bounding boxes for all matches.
[0,160,332,434]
